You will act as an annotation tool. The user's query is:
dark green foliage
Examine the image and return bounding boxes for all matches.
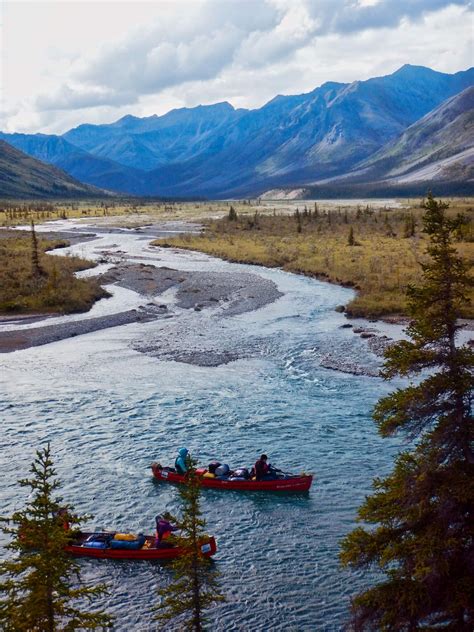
[155,457,224,631]
[348,226,355,246]
[295,208,302,233]
[227,205,237,221]
[30,220,44,278]
[340,194,474,631]
[403,213,416,238]
[0,444,112,631]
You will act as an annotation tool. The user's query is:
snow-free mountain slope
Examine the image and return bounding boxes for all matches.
[0,140,106,198]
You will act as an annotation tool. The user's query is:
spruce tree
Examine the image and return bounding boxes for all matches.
[348,226,355,246]
[0,444,112,631]
[155,457,224,631]
[295,208,302,233]
[30,220,44,278]
[340,194,474,631]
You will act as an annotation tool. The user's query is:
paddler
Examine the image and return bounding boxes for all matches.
[175,447,189,475]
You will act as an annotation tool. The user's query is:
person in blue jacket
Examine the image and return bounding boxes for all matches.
[175,447,189,475]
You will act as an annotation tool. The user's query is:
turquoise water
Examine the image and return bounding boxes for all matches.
[0,224,402,631]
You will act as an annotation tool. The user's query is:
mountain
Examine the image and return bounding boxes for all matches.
[354,86,474,184]
[168,64,474,197]
[0,140,106,198]
[63,102,244,170]
[0,133,147,195]
[295,85,474,197]
[2,65,473,198]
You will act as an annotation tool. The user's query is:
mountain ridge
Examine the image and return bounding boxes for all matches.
[1,64,473,198]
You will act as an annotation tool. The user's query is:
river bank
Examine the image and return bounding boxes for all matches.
[0,228,107,315]
[152,201,474,319]
[2,220,471,366]
[0,220,389,375]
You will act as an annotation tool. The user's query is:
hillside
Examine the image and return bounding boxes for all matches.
[0,133,146,195]
[0,140,107,198]
[357,86,474,183]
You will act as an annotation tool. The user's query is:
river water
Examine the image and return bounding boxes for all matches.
[0,221,404,631]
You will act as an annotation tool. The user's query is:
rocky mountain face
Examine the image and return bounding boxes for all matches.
[0,140,107,198]
[1,65,473,198]
[354,85,474,184]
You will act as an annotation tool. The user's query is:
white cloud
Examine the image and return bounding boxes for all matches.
[2,0,472,134]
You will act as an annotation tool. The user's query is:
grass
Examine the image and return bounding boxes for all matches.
[0,229,108,315]
[1,197,472,319]
[0,199,257,227]
[152,200,474,319]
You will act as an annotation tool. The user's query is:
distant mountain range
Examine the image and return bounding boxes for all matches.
[1,64,473,198]
[0,141,106,198]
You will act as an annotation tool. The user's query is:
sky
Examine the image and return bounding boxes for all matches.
[1,0,473,134]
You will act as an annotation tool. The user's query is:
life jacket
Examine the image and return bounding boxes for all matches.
[254,459,269,481]
[175,448,189,474]
[155,515,177,542]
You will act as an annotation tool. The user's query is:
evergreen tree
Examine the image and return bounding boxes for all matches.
[403,213,416,238]
[295,208,302,234]
[348,226,355,246]
[227,206,237,221]
[340,194,474,631]
[30,220,44,278]
[155,457,224,631]
[0,444,112,631]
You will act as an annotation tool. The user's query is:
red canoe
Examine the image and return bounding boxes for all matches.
[66,532,217,560]
[151,464,313,492]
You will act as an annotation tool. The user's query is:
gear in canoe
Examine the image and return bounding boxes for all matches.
[152,451,313,492]
[21,510,216,561]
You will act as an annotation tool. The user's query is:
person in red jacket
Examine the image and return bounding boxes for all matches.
[254,454,270,481]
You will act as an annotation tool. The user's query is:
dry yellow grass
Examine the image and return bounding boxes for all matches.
[1,197,472,318]
[153,201,474,318]
[0,230,108,314]
[0,199,259,227]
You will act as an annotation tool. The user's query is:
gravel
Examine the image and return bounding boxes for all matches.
[1,263,282,355]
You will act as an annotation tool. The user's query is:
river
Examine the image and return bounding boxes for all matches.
[0,220,405,631]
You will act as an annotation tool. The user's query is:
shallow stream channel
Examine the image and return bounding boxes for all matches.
[1,219,408,631]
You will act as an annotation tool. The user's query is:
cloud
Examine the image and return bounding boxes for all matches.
[36,85,136,111]
[36,0,281,112]
[305,0,470,33]
[39,0,470,114]
[235,3,318,68]
[3,0,472,133]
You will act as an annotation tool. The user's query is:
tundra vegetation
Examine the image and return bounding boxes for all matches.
[0,444,112,630]
[340,195,474,630]
[0,226,107,314]
[153,198,474,319]
[1,197,472,318]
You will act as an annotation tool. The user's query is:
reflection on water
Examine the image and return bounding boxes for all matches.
[0,222,402,631]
